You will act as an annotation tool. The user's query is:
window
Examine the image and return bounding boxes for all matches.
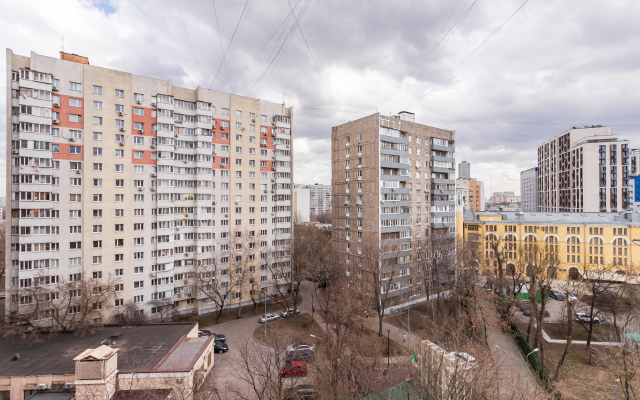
[93,147,102,156]
[115,149,124,157]
[69,98,82,107]
[134,136,144,144]
[134,151,144,159]
[115,164,124,172]
[134,122,144,131]
[115,194,124,202]
[134,107,144,116]
[69,114,82,123]
[115,104,124,113]
[93,116,102,125]
[93,85,103,94]
[93,163,103,171]
[93,101,102,110]
[69,82,82,91]
[115,299,124,307]
[115,119,124,128]
[134,93,144,103]
[93,132,102,140]
[115,254,124,262]
[69,146,82,154]
[115,89,124,98]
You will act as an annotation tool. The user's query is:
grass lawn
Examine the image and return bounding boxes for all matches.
[544,322,619,342]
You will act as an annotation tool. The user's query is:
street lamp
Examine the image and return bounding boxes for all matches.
[524,348,539,395]
[526,348,539,360]
[494,345,500,396]
[615,378,620,400]
[264,289,267,341]
[387,329,391,369]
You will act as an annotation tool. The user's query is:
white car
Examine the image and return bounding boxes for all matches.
[287,342,316,353]
[575,312,600,324]
[453,352,477,366]
[280,308,301,318]
[259,313,280,323]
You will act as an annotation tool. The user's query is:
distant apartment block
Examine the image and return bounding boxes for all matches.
[457,161,470,179]
[6,50,294,325]
[489,191,520,204]
[520,167,538,211]
[456,178,485,212]
[332,112,455,305]
[537,125,629,212]
[294,183,331,222]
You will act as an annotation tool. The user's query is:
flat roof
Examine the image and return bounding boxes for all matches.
[464,211,640,226]
[156,336,212,372]
[0,323,196,377]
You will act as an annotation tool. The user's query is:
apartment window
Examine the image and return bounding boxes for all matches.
[115,89,124,98]
[115,209,124,217]
[93,116,103,125]
[115,149,124,157]
[92,256,102,264]
[93,147,102,156]
[221,108,229,115]
[93,163,103,171]
[115,179,124,187]
[134,281,144,288]
[115,104,124,113]
[115,269,124,277]
[93,225,102,233]
[93,85,102,94]
[93,101,102,110]
[134,93,144,103]
[93,271,102,279]
[115,164,124,172]
[69,114,82,123]
[92,178,102,187]
[92,240,102,248]
[69,98,82,107]
[93,210,102,217]
[115,224,124,232]
[69,145,82,154]
[115,254,124,262]
[134,151,144,159]
[69,82,82,91]
[115,119,124,128]
[134,107,144,116]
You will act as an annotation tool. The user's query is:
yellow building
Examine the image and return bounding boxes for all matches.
[462,211,640,281]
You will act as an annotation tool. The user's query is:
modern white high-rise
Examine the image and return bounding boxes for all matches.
[537,125,629,212]
[5,49,294,325]
[520,167,538,211]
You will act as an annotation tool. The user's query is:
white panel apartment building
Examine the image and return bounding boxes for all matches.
[538,125,629,213]
[520,167,538,212]
[294,183,331,222]
[5,50,294,325]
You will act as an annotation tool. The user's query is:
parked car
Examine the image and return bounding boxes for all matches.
[565,292,578,302]
[280,361,308,377]
[523,308,550,317]
[575,312,600,324]
[259,313,280,323]
[306,276,319,282]
[284,384,317,400]
[452,352,477,366]
[214,340,229,353]
[287,342,315,353]
[549,291,566,301]
[212,333,226,342]
[198,329,212,337]
[520,298,531,305]
[286,350,314,363]
[281,308,301,318]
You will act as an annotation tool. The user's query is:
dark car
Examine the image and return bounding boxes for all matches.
[286,350,314,363]
[280,361,308,377]
[214,340,229,353]
[550,291,566,301]
[212,332,226,342]
[284,384,317,399]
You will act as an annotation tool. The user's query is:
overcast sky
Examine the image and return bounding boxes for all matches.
[3,0,640,198]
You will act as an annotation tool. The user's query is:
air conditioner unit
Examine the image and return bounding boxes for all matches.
[235,201,239,205]
[184,253,189,257]
[212,201,216,205]
[151,173,157,177]
[185,214,189,217]
[119,127,125,132]
[263,190,267,193]
[174,134,178,138]
[271,212,275,216]
[69,137,75,142]
[35,167,39,171]
[252,118,256,122]
[52,119,59,124]
[76,170,81,174]
[119,141,124,146]
[52,102,60,107]
[150,188,156,191]
[224,214,228,218]
[138,187,143,191]
[272,121,276,126]
[151,102,157,107]
[138,129,144,134]
[286,144,290,148]
[38,384,48,390]
[118,112,123,116]
[11,149,18,154]
[175,120,182,124]
[177,293,183,298]
[212,151,216,155]
[263,132,267,136]
[271,190,275,193]
[136,100,142,104]
[272,132,276,137]
[52,87,59,91]
[65,383,75,389]
[271,179,275,182]
[149,272,157,277]
[150,144,156,149]
[271,155,275,159]
[183,160,187,163]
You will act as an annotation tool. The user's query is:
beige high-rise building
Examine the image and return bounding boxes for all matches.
[538,125,630,212]
[456,178,485,212]
[5,49,294,324]
[331,112,455,306]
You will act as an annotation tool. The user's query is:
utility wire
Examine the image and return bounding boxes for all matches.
[116,0,126,70]
[404,0,530,110]
[208,0,253,90]
[212,0,234,93]
[286,0,337,108]
[176,0,202,80]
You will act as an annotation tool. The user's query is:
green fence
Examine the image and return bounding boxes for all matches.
[510,322,563,400]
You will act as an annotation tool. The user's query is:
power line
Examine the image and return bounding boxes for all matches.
[208,0,253,90]
[404,0,530,110]
[286,0,338,108]
[212,0,234,93]
[116,0,126,70]
[176,0,202,79]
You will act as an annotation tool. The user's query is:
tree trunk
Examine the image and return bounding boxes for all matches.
[554,296,573,380]
[526,278,537,344]
[586,295,596,348]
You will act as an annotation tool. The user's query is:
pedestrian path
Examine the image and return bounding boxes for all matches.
[541,330,620,346]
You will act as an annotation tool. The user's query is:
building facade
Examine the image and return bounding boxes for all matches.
[537,125,630,213]
[463,211,640,281]
[489,191,519,204]
[520,167,538,212]
[331,112,455,305]
[294,183,331,222]
[456,178,485,212]
[457,161,470,179]
[5,50,294,324]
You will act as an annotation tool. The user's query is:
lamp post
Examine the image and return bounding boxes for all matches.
[264,289,267,341]
[615,378,620,400]
[494,345,500,396]
[525,348,539,394]
[387,329,391,369]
